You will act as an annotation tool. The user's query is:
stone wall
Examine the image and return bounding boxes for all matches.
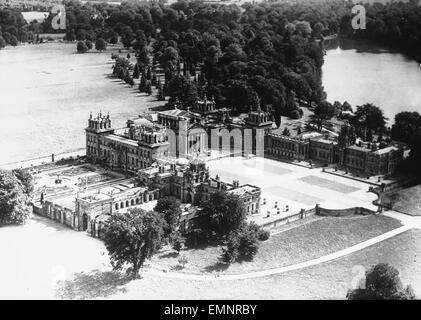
[260,207,316,230]
[260,203,376,230]
[316,206,374,217]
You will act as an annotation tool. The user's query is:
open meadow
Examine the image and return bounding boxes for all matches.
[0,42,163,166]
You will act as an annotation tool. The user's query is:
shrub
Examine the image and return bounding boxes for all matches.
[171,232,185,253]
[257,229,270,241]
[85,40,93,50]
[178,255,188,269]
[289,109,301,119]
[76,41,88,53]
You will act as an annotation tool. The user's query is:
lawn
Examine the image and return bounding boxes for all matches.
[82,228,421,300]
[299,175,359,194]
[2,214,416,299]
[381,185,421,216]
[0,42,164,165]
[148,215,402,275]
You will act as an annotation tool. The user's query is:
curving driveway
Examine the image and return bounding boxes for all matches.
[142,211,421,281]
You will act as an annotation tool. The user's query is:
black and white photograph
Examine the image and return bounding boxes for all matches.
[1,0,421,305]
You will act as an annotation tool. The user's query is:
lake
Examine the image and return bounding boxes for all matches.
[0,42,162,165]
[322,38,421,124]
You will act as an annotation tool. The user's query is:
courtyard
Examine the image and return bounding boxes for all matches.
[205,156,378,226]
[32,162,126,203]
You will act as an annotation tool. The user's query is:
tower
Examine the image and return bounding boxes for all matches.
[245,96,273,156]
[86,112,114,161]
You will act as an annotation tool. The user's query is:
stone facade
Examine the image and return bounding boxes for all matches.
[86,112,170,173]
[138,159,261,215]
[86,99,274,173]
[38,185,159,238]
[265,129,405,176]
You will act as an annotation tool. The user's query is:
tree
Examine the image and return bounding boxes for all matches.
[12,168,34,196]
[157,80,165,101]
[391,111,421,143]
[222,223,260,263]
[160,46,179,69]
[0,169,31,226]
[133,63,140,79]
[352,104,387,141]
[95,38,107,52]
[338,124,357,147]
[145,80,152,95]
[347,263,416,300]
[85,40,93,50]
[109,31,118,45]
[0,36,5,49]
[8,34,18,46]
[311,101,336,131]
[151,72,157,86]
[76,41,88,53]
[171,231,185,253]
[294,21,312,37]
[166,74,198,107]
[282,127,291,136]
[342,101,352,112]
[154,196,182,238]
[102,208,165,278]
[138,72,147,92]
[200,191,247,236]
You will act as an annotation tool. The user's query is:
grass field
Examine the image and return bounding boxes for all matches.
[104,228,421,300]
[148,215,402,275]
[1,214,416,299]
[381,185,421,216]
[0,42,164,165]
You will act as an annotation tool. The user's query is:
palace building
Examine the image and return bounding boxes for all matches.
[37,159,261,238]
[86,99,405,177]
[265,126,405,176]
[35,98,407,238]
[86,98,275,172]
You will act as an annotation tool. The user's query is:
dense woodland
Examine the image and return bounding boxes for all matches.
[1,1,421,112]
